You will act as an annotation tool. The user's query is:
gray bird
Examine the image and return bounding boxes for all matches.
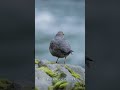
[85,56,94,67]
[49,31,73,64]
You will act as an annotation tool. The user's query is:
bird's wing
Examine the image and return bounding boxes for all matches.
[57,39,71,53]
[50,39,59,50]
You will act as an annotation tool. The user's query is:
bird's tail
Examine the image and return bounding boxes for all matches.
[70,50,74,55]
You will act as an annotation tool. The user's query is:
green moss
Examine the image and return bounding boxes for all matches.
[65,65,80,79]
[54,81,66,88]
[0,79,13,90]
[52,80,68,90]
[35,87,39,90]
[75,82,84,87]
[48,69,68,90]
[59,82,68,89]
[52,73,68,89]
[37,64,68,90]
[72,82,85,90]
[37,67,57,77]
[57,72,66,79]
[52,78,59,85]
[47,61,56,64]
[73,87,85,90]
[48,86,54,90]
[35,59,40,64]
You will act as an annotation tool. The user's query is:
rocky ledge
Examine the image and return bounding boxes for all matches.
[0,79,34,90]
[35,59,85,90]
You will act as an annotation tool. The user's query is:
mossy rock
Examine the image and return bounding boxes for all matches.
[65,65,80,79]
[35,87,39,90]
[0,79,14,90]
[71,82,85,90]
[37,67,57,77]
[35,59,85,90]
[35,59,40,64]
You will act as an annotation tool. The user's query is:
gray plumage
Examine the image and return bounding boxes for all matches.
[49,31,73,64]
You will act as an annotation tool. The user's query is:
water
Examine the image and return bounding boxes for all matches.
[35,0,85,67]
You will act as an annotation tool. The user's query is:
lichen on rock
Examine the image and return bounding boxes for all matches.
[35,87,39,90]
[35,59,40,64]
[37,67,57,77]
[35,59,85,90]
[65,65,80,79]
[71,82,85,90]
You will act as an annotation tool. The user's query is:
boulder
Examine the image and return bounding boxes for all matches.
[35,59,85,90]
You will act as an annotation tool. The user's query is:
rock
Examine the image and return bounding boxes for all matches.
[0,79,23,90]
[35,59,85,90]
[0,79,34,90]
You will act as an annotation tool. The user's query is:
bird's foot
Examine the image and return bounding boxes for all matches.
[56,61,59,64]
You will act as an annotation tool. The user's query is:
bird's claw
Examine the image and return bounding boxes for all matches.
[56,61,59,64]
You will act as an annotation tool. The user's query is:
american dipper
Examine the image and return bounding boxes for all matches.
[49,31,73,64]
[85,56,94,67]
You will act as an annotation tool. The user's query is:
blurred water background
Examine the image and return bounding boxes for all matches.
[35,0,85,68]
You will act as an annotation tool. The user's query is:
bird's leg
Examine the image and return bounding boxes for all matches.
[64,57,66,64]
[56,58,59,63]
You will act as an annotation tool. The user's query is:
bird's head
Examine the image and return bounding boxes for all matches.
[56,31,64,38]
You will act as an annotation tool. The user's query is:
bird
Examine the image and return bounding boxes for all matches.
[49,31,73,64]
[85,56,94,67]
